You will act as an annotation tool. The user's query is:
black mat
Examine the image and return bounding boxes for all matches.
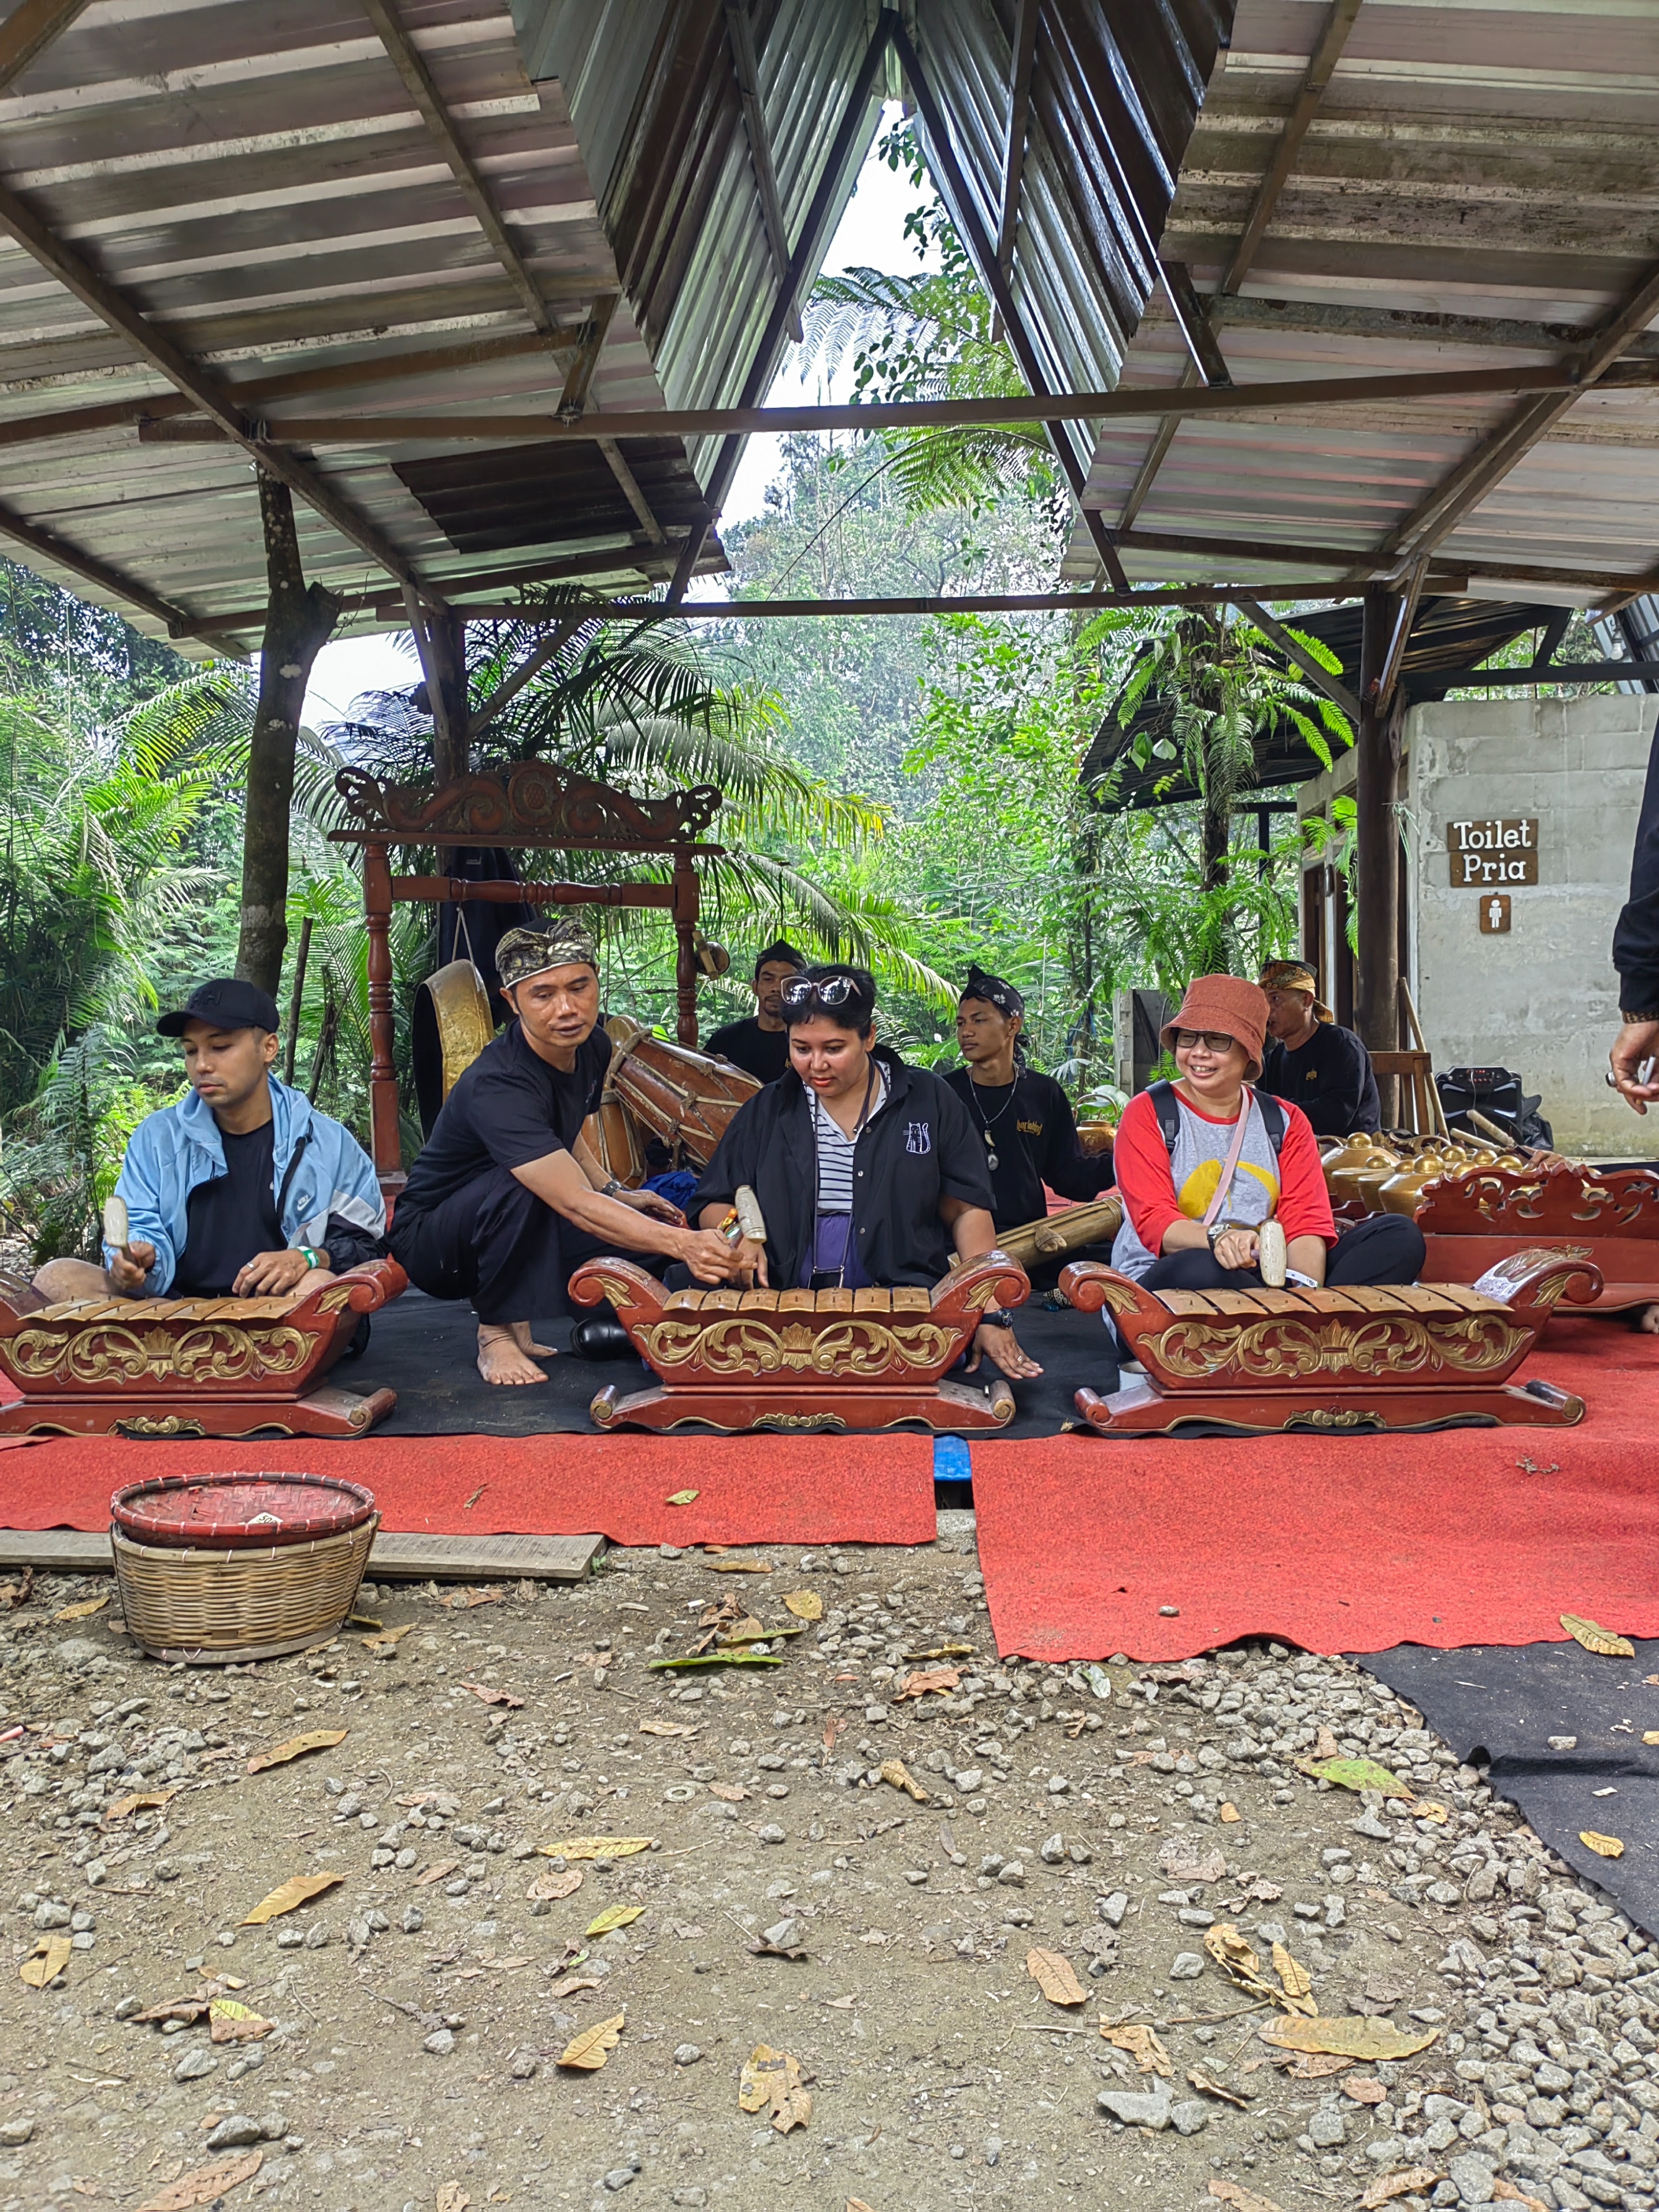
[352,1292,1115,1440]
[1353,1637,1659,1938]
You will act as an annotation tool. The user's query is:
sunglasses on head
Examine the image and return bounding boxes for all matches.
[780,974,858,1009]
[1173,1029,1243,1055]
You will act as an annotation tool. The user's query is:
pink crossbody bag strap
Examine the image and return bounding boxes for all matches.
[1199,1087,1258,1231]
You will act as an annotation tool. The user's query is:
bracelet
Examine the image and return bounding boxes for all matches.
[1621,1010,1659,1025]
[980,1306,1015,1330]
[297,1246,324,1270]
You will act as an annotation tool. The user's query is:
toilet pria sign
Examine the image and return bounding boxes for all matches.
[1447,817,1539,887]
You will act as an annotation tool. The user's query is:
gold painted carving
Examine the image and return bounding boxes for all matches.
[1142,1313,1527,1384]
[635,1316,959,1380]
[113,1413,206,1438]
[3,1321,314,1388]
[1284,1407,1384,1430]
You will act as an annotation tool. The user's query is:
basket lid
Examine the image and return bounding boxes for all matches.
[110,1471,376,1550]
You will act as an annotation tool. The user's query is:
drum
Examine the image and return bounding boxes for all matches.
[581,1085,647,1189]
[411,959,494,1135]
[607,1016,760,1166]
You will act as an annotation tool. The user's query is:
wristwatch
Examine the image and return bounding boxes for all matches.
[601,1177,624,1198]
[980,1307,1016,1329]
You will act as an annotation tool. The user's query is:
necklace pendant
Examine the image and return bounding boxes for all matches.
[986,1150,999,1170]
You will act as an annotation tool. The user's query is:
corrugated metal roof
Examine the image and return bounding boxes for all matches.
[0,0,724,650]
[1062,0,1659,599]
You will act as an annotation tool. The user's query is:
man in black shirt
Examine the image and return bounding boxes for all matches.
[702,941,805,1085]
[1257,959,1381,1138]
[390,922,745,1385]
[691,963,1041,1381]
[942,967,1114,1235]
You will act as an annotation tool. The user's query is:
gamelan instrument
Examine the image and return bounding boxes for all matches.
[606,1015,760,1167]
[0,1259,407,1439]
[411,958,494,1133]
[1321,1131,1659,1311]
[993,1195,1123,1269]
[1062,1246,1599,1436]
[568,1251,1031,1433]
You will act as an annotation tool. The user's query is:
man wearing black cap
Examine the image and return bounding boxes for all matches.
[30,978,387,1307]
[702,941,806,1085]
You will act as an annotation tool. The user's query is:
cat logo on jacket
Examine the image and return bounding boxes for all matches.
[904,1121,932,1155]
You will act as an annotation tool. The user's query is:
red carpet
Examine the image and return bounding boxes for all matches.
[972,1313,1659,1662]
[0,1432,936,1550]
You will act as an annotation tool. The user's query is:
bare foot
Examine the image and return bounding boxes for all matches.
[477,1324,549,1386]
[1639,1304,1659,1335]
[510,1319,560,1358]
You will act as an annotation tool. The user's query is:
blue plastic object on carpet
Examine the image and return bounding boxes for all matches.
[934,1434,973,1506]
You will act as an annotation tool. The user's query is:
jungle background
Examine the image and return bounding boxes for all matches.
[0,123,1588,1265]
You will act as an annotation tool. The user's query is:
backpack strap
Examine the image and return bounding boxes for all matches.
[1149,1077,1286,1160]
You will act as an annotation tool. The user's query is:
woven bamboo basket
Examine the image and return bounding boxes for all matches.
[111,1514,379,1664]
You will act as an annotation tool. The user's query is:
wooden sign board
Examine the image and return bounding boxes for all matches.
[1447,817,1538,888]
[1478,893,1512,934]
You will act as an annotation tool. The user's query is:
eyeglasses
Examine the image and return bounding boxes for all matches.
[1172,1029,1243,1055]
[780,974,858,1009]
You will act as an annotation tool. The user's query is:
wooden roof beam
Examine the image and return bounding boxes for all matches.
[0,177,436,599]
[722,0,801,345]
[557,291,619,421]
[0,494,243,655]
[893,17,1133,587]
[1233,599,1360,723]
[1117,0,1364,531]
[434,584,1373,621]
[1379,253,1659,572]
[0,0,90,93]
[993,0,1040,289]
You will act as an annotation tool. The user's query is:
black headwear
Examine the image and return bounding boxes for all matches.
[961,966,1025,1018]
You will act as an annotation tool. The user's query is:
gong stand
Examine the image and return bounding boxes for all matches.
[331,764,724,1189]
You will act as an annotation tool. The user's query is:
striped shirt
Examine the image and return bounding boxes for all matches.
[811,1066,888,1212]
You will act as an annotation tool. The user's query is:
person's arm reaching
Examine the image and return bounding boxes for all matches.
[570,1130,685,1225]
[513,1147,744,1283]
[940,1196,1042,1380]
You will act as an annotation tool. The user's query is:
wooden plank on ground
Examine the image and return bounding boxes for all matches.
[0,1527,604,1581]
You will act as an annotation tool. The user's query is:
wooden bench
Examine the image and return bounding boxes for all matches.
[1414,1163,1659,1313]
[568,1253,1031,1432]
[1059,1246,1600,1436]
[0,1259,406,1440]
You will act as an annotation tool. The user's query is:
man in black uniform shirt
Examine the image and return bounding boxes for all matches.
[390,922,746,1385]
[1256,959,1381,1138]
[702,941,805,1084]
[942,967,1115,1235]
[691,963,1041,1381]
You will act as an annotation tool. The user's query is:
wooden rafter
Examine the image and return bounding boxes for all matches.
[722,0,801,345]
[993,0,1040,286]
[1233,600,1360,723]
[0,493,241,654]
[1118,0,1365,531]
[0,176,434,598]
[0,0,90,93]
[467,614,593,740]
[1105,525,1649,599]
[557,291,620,422]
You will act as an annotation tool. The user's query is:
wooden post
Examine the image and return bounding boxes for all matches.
[236,473,341,995]
[672,855,700,1047]
[364,841,403,1189]
[1355,582,1402,1114]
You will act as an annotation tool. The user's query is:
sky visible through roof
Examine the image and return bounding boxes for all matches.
[301,111,931,734]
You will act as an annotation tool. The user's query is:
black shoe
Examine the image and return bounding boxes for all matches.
[569,1313,634,1361]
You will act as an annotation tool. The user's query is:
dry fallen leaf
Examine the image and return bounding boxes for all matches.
[208,1999,272,2044]
[1344,2077,1388,2105]
[1101,2022,1173,2077]
[549,1974,602,1999]
[1190,2070,1250,2109]
[707,1557,772,1574]
[1260,2016,1440,2062]
[1580,1831,1624,1858]
[1313,1724,1342,1758]
[0,1565,35,1609]
[559,2011,625,2070]
[1209,2180,1287,2212]
[1493,2179,1550,2212]
[104,1788,180,1822]
[538,1837,653,1860]
[362,1623,416,1651]
[1560,1612,1635,1658]
[783,1589,823,1620]
[1643,1730,1659,1746]
[666,1490,699,1505]
[1204,1922,1271,1996]
[1219,1802,1240,1823]
[20,1934,71,1987]
[461,1682,524,1708]
[527,1867,583,1902]
[245,1729,349,1775]
[1026,1947,1087,2007]
[132,1997,209,2026]
[241,1872,343,1925]
[707,1782,748,1803]
[879,1757,928,1803]
[1271,1941,1317,2016]
[1284,2052,1355,2079]
[54,1593,109,1622]
[847,2200,876,2212]
[415,1859,461,1888]
[435,2187,471,2212]
[441,1585,503,1610]
[738,2043,812,2133]
[1160,1835,1226,1885]
[718,1616,767,1644]
[638,1719,696,1739]
[822,1714,848,1752]
[1360,2169,1442,2210]
[133,2151,263,2211]
[892,1666,962,1702]
[586,1903,644,1937]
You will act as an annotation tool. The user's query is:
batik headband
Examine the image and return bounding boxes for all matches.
[961,964,1025,1017]
[496,921,598,990]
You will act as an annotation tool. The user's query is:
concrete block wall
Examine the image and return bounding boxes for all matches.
[1406,692,1659,1156]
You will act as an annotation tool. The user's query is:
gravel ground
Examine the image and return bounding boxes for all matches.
[1,1521,1655,2212]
